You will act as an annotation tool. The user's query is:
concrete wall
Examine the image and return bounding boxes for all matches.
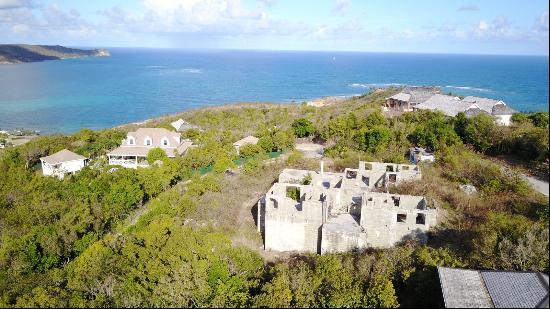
[321,228,368,254]
[360,192,437,248]
[495,115,512,126]
[263,183,324,253]
[321,214,368,254]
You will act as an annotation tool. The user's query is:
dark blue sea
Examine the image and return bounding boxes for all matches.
[0,48,548,133]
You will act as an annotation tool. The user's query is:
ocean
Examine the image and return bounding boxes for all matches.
[0,48,548,134]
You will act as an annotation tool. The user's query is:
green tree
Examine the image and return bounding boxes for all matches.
[363,276,399,308]
[147,148,168,164]
[356,126,391,153]
[238,143,263,158]
[291,118,316,138]
[528,112,549,128]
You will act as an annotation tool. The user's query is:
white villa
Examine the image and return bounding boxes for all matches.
[107,128,193,168]
[410,94,517,126]
[385,88,517,126]
[233,135,259,154]
[462,96,517,126]
[40,149,88,179]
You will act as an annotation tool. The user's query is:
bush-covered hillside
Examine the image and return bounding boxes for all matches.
[0,89,547,307]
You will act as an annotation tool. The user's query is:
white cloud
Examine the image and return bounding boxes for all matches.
[332,0,350,15]
[457,4,479,12]
[257,0,277,7]
[533,11,549,32]
[12,23,30,33]
[0,0,30,10]
[474,17,513,37]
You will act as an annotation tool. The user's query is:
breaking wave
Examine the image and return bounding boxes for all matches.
[443,85,491,92]
[181,68,202,74]
[348,83,404,88]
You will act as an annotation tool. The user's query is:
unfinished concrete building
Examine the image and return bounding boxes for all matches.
[257,161,438,254]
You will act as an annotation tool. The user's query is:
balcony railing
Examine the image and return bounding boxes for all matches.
[108,159,149,168]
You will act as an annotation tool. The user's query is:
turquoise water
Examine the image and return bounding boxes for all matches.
[0,48,548,133]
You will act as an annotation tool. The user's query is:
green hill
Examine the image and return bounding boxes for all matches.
[0,44,110,64]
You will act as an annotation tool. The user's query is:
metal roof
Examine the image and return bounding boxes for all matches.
[389,93,412,102]
[438,267,550,308]
[438,267,494,308]
[481,271,549,308]
[413,94,472,116]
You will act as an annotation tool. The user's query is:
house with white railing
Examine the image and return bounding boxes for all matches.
[107,128,193,168]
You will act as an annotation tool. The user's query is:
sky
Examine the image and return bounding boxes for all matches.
[1,0,549,55]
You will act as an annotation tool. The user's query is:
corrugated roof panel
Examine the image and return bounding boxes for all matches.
[481,271,549,308]
[438,267,494,308]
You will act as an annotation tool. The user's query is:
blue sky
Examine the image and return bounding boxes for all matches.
[1,0,548,55]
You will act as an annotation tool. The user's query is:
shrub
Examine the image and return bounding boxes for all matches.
[291,118,316,138]
[239,144,263,158]
[356,126,391,153]
[286,186,300,201]
[409,113,461,151]
[213,156,236,173]
[454,113,497,153]
[147,147,168,164]
[528,112,549,128]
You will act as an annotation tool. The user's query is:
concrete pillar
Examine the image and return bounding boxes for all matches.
[257,199,261,233]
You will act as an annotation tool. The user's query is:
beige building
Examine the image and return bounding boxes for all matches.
[233,135,259,154]
[107,128,193,168]
[257,161,438,254]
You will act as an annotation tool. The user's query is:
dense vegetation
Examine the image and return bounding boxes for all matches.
[0,89,548,307]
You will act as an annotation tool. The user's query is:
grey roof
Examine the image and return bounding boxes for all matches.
[465,106,491,117]
[403,86,439,105]
[389,93,412,102]
[414,94,472,116]
[438,267,494,308]
[462,96,516,115]
[171,118,199,131]
[492,104,517,115]
[40,149,87,165]
[481,271,549,308]
[438,267,550,308]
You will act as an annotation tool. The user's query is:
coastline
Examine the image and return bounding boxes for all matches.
[116,94,362,130]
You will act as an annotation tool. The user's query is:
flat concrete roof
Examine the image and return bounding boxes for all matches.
[324,214,363,233]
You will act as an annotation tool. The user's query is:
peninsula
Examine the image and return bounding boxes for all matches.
[0,44,110,64]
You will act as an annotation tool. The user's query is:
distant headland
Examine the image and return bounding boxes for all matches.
[0,44,110,64]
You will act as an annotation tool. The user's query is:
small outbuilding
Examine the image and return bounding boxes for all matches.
[233,135,259,154]
[171,118,199,132]
[409,147,435,164]
[40,149,88,179]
